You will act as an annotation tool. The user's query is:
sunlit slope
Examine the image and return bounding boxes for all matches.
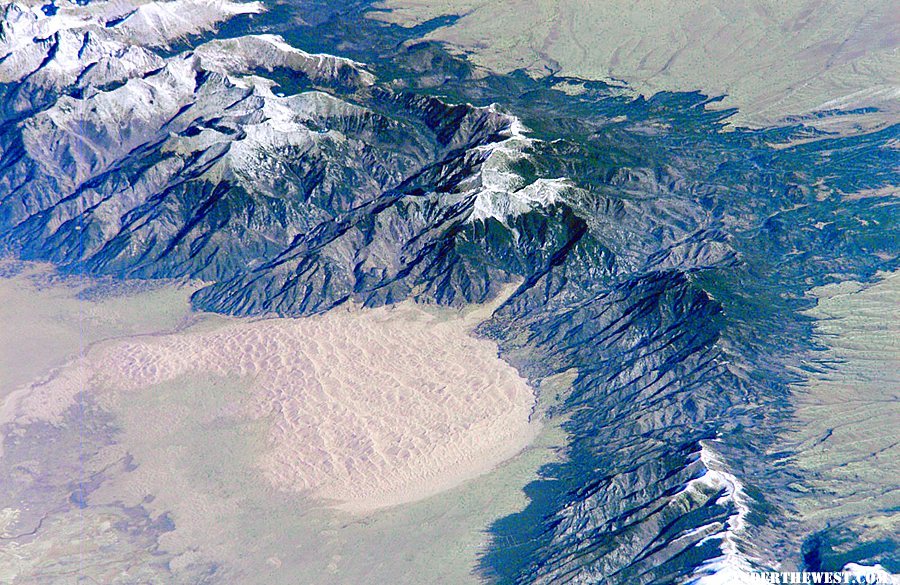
[371,0,899,131]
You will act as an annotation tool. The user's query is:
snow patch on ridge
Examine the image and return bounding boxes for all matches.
[1,0,263,50]
[108,0,264,48]
[684,440,760,585]
[0,0,263,87]
[841,563,900,585]
[3,0,379,193]
[195,34,375,87]
[469,177,573,224]
[466,106,576,224]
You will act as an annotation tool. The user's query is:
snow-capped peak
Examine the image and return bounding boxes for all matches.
[465,109,575,224]
[195,34,376,87]
[107,0,263,48]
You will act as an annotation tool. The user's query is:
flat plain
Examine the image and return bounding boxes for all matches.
[784,272,899,552]
[371,0,899,131]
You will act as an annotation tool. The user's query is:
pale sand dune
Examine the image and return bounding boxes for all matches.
[5,301,539,513]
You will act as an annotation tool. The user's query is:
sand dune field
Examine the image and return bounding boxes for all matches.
[4,298,539,513]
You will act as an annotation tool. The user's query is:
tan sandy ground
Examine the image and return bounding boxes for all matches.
[0,265,567,583]
[370,0,899,132]
[0,261,195,395]
[3,287,539,514]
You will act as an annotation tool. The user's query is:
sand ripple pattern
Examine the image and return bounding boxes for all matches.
[10,305,538,513]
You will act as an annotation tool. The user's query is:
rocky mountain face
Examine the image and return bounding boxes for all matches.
[471,87,897,583]
[1,0,897,583]
[0,1,539,314]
